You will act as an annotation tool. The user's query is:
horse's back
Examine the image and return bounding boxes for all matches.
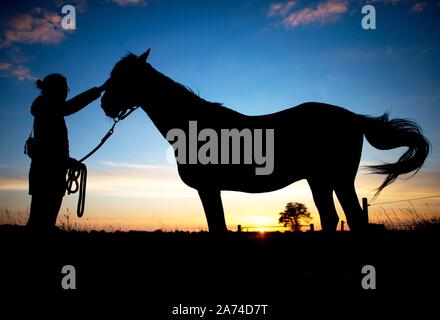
[271,102,354,119]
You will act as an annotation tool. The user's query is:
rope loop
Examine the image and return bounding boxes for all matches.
[66,162,87,218]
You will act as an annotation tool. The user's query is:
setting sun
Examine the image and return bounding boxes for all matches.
[257,227,267,233]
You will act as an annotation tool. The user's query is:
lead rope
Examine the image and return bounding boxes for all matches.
[66,106,138,218]
[66,162,87,217]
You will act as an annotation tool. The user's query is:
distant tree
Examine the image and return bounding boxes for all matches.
[278,202,312,232]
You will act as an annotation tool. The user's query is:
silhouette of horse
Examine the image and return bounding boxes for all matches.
[101,49,430,233]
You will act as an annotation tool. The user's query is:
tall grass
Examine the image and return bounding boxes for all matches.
[371,205,440,231]
[0,207,122,232]
[2,205,439,233]
[0,208,27,225]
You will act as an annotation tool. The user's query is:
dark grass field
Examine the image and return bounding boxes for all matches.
[1,225,439,317]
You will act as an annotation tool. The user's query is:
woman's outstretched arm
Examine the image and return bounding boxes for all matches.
[63,80,109,116]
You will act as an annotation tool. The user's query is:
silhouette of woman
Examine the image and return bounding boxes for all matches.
[27,73,108,231]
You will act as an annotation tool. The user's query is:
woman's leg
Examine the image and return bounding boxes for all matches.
[28,194,44,230]
[28,193,63,231]
[48,194,63,227]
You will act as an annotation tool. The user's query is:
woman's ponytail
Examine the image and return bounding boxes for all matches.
[35,74,66,96]
[35,79,44,90]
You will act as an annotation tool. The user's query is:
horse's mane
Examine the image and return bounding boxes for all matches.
[112,53,223,109]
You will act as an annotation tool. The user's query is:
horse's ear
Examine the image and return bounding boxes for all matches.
[138,48,151,62]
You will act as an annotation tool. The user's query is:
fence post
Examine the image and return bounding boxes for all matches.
[310,223,314,232]
[237,225,242,233]
[341,220,345,231]
[362,197,369,223]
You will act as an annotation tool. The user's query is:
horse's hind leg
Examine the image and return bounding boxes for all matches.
[198,189,227,233]
[335,180,368,231]
[308,179,339,231]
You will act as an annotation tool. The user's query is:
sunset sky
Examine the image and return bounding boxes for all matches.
[0,0,439,231]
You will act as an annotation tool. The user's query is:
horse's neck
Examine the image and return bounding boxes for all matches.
[138,66,213,137]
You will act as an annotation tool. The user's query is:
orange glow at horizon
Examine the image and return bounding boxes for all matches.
[1,164,440,231]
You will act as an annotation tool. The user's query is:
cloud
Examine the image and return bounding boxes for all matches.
[0,62,12,70]
[268,1,298,17]
[282,0,348,28]
[10,64,37,80]
[366,0,401,4]
[3,45,32,64]
[0,175,27,190]
[0,5,72,80]
[111,0,149,6]
[1,8,65,47]
[268,0,429,30]
[0,62,36,81]
[0,45,35,80]
[53,0,88,13]
[410,2,427,12]
[101,161,177,172]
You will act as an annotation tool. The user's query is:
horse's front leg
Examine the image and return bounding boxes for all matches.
[198,189,227,233]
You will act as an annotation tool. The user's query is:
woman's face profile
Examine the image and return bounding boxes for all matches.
[45,79,68,101]
[40,74,69,102]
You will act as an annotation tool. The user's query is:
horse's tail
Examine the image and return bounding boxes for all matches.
[360,113,430,198]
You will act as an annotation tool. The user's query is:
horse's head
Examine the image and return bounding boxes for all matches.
[101,49,151,118]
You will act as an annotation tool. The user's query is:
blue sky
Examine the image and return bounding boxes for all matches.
[0,0,439,230]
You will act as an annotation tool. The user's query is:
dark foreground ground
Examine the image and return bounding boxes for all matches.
[1,226,439,318]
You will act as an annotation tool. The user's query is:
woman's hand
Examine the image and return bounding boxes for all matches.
[68,157,82,169]
[98,79,111,93]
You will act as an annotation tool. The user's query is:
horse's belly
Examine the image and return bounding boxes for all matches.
[225,171,304,193]
[178,164,304,193]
